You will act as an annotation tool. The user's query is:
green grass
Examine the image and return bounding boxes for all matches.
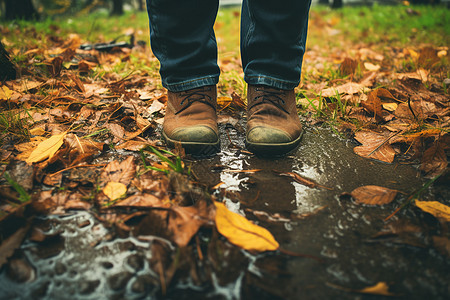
[312,4,450,47]
[0,108,31,146]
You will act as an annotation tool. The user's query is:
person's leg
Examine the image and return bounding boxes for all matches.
[241,0,311,155]
[146,0,220,155]
[241,0,311,90]
[147,0,220,91]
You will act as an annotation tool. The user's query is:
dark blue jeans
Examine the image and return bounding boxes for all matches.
[146,0,311,92]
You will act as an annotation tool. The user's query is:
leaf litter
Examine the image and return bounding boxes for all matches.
[0,7,448,297]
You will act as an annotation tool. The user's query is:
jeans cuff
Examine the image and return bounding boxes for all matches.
[244,75,299,90]
[163,76,219,92]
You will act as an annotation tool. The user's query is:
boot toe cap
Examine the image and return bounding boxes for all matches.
[246,126,292,144]
[170,126,218,143]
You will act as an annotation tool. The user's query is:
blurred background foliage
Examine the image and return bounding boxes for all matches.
[0,0,445,21]
[0,0,145,20]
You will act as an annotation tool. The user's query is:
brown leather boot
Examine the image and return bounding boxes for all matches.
[246,85,303,156]
[162,85,219,155]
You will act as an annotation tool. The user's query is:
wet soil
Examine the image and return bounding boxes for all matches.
[0,121,449,299]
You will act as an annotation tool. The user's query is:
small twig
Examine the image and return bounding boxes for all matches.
[50,163,107,176]
[367,130,403,157]
[407,97,418,121]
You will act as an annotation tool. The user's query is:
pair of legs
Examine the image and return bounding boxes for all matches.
[146,0,312,156]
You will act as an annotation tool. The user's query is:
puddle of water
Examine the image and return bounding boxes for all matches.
[0,124,448,299]
[191,124,449,299]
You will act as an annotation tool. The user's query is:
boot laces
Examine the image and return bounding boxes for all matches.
[252,87,288,113]
[175,87,215,115]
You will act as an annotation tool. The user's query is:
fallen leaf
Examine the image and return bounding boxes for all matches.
[419,143,448,177]
[415,200,450,222]
[114,194,165,207]
[382,102,398,112]
[351,185,398,205]
[368,220,426,248]
[321,82,369,97]
[169,202,212,247]
[147,100,165,115]
[214,201,279,252]
[105,123,125,140]
[353,131,396,163]
[0,85,13,99]
[340,57,358,76]
[103,181,127,201]
[25,132,66,164]
[432,236,450,257]
[361,90,383,120]
[273,170,331,189]
[363,62,380,71]
[116,140,155,151]
[101,156,136,185]
[358,282,396,296]
[0,225,30,268]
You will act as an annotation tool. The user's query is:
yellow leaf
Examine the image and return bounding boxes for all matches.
[103,181,127,201]
[25,132,66,164]
[437,50,447,58]
[415,200,450,222]
[0,86,12,100]
[29,127,46,136]
[364,62,380,71]
[214,201,279,252]
[382,102,398,112]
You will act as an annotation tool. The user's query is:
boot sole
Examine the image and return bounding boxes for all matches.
[245,131,303,157]
[162,131,220,157]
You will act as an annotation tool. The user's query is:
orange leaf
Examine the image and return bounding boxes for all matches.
[353,131,396,163]
[357,282,396,296]
[351,185,398,205]
[415,200,450,222]
[214,201,279,252]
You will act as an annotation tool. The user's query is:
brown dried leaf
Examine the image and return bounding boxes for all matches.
[273,170,331,190]
[339,57,358,76]
[169,202,213,247]
[353,131,396,163]
[321,82,368,97]
[351,185,398,205]
[0,225,30,268]
[101,156,136,186]
[114,194,166,208]
[419,143,448,177]
[105,123,125,140]
[361,90,383,120]
[147,100,165,115]
[116,140,155,151]
[432,236,450,257]
[418,47,439,69]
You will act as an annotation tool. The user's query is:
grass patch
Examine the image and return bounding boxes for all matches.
[312,4,450,47]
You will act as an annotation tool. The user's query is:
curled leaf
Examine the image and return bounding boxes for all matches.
[214,201,279,252]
